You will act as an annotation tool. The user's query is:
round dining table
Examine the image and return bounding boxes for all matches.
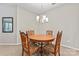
[28,34,55,56]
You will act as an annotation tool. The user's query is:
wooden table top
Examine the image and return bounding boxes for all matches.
[28,34,55,42]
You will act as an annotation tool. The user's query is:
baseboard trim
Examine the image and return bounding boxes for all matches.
[62,44,79,51]
[0,43,18,45]
[17,43,21,45]
[0,42,21,45]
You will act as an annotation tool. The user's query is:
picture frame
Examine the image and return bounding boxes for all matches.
[2,17,13,33]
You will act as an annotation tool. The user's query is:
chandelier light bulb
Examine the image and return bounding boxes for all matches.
[45,17,48,22]
[36,16,40,22]
[41,18,44,23]
[43,15,46,20]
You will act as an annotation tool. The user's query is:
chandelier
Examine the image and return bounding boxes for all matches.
[36,15,48,23]
[36,4,49,23]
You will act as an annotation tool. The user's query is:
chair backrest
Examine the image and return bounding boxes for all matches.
[46,30,53,35]
[20,31,29,48]
[54,31,63,53]
[27,30,34,35]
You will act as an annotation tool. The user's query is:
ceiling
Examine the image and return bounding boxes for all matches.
[0,3,64,14]
[17,3,64,14]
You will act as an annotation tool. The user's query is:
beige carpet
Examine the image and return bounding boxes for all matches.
[0,45,79,56]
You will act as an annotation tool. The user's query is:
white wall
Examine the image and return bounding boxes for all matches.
[17,6,37,43]
[42,3,79,49]
[0,4,17,44]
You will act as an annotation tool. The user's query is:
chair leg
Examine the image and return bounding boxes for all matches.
[58,50,60,56]
[22,48,24,56]
[54,53,56,56]
[58,52,60,56]
[28,53,31,56]
[58,48,60,56]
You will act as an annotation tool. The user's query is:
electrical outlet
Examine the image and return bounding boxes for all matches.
[67,40,70,43]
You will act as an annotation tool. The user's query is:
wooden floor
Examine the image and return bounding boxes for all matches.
[0,45,79,56]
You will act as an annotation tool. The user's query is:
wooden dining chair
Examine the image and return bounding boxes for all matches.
[20,31,39,56]
[46,30,53,35]
[27,30,34,35]
[46,30,53,45]
[44,31,63,56]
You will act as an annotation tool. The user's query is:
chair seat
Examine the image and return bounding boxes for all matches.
[24,46,39,55]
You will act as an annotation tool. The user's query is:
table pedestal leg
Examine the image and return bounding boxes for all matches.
[40,42,43,56]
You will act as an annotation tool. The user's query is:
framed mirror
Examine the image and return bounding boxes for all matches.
[2,17,13,33]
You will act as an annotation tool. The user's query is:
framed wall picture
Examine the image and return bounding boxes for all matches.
[2,17,13,33]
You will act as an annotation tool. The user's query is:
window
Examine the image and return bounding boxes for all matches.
[2,17,13,33]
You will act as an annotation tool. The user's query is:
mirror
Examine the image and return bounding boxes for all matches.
[2,17,13,33]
